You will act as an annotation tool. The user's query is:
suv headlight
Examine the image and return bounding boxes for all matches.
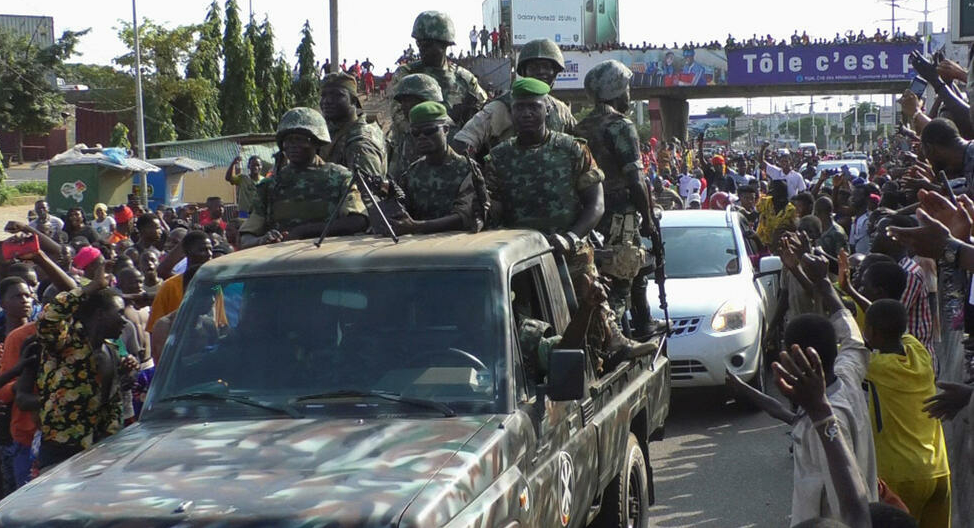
[711,299,746,332]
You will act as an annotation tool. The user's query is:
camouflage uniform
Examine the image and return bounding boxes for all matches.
[396,148,479,230]
[516,314,562,383]
[390,12,487,133]
[455,38,576,157]
[319,114,388,184]
[572,103,646,321]
[485,131,619,368]
[239,156,367,237]
[386,73,457,178]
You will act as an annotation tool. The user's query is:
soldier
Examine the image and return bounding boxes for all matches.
[484,78,657,373]
[572,60,660,338]
[318,73,389,196]
[453,38,576,159]
[240,108,368,248]
[390,102,481,235]
[387,73,452,177]
[389,11,487,130]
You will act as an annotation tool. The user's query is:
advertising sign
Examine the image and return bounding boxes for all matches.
[511,0,582,46]
[726,43,920,85]
[555,47,727,90]
[688,115,729,142]
[734,116,751,131]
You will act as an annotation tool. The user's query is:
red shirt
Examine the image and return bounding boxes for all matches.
[0,323,38,446]
[491,30,499,43]
[198,210,227,231]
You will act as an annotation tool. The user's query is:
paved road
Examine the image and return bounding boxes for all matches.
[6,167,47,182]
[649,387,794,527]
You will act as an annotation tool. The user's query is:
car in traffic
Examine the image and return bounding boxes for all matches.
[801,159,870,191]
[647,208,781,400]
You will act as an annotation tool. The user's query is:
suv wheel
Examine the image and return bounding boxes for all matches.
[592,433,649,528]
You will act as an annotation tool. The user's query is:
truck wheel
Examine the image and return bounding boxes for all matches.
[593,433,649,528]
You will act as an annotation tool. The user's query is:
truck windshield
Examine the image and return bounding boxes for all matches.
[146,270,502,417]
[661,226,740,278]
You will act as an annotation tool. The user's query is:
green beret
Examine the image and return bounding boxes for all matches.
[409,101,449,125]
[511,77,550,99]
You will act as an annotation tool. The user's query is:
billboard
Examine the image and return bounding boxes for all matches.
[726,43,920,85]
[511,0,582,46]
[555,47,728,90]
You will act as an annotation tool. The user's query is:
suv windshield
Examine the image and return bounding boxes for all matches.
[661,226,740,278]
[146,270,502,418]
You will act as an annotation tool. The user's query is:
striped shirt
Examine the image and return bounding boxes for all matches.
[899,257,934,358]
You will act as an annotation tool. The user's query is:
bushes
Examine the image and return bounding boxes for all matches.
[0,181,46,206]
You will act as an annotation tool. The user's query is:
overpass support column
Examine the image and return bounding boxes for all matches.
[648,97,689,144]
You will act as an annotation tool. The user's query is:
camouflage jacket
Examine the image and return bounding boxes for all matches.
[240,156,367,236]
[319,115,388,188]
[390,61,487,130]
[484,131,604,234]
[571,104,643,212]
[386,117,460,178]
[396,148,479,229]
[453,92,577,156]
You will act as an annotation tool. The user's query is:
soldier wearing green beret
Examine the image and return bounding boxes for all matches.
[484,78,659,374]
[389,11,487,134]
[386,73,458,179]
[240,107,368,248]
[452,38,576,159]
[572,60,659,338]
[318,72,389,197]
[390,102,481,235]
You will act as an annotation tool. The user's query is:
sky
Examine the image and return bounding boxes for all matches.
[11,0,946,114]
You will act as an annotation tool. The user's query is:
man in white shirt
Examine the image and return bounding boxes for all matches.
[848,186,871,254]
[759,142,806,197]
[28,200,64,237]
[677,167,702,209]
[469,26,478,56]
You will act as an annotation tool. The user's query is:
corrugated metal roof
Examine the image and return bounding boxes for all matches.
[146,157,214,172]
[0,15,54,48]
[152,135,277,170]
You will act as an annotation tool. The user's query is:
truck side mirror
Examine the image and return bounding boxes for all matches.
[547,349,585,401]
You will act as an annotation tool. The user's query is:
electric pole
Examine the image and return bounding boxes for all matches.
[329,0,339,73]
[131,0,148,207]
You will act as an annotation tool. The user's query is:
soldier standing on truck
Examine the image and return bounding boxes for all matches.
[240,108,368,248]
[390,102,481,235]
[387,73,451,177]
[452,38,576,160]
[572,60,661,339]
[484,77,658,373]
[318,73,389,197]
[389,11,487,133]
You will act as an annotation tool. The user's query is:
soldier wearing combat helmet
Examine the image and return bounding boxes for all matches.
[240,107,367,248]
[573,60,662,339]
[390,11,487,130]
[318,72,389,196]
[453,38,576,159]
[484,78,658,373]
[386,73,457,177]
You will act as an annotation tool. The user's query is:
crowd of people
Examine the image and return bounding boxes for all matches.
[0,8,972,527]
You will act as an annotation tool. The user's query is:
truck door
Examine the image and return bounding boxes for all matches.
[511,258,598,528]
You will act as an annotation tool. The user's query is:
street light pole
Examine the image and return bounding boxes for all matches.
[131,0,148,207]
[329,0,339,73]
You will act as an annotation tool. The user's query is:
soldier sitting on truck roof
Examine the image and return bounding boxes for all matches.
[240,108,368,248]
[484,77,659,374]
[390,102,482,235]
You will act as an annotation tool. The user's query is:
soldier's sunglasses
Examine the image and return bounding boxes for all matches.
[410,126,442,138]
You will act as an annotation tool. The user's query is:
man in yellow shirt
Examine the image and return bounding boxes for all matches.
[755,180,797,250]
[864,299,950,528]
[146,230,213,333]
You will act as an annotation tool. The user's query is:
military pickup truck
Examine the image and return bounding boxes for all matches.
[0,230,669,528]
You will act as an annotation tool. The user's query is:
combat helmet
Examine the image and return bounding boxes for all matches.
[276,107,331,146]
[517,39,565,76]
[411,11,455,44]
[584,60,633,102]
[393,73,444,103]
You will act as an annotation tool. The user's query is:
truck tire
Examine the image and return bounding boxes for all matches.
[592,433,649,528]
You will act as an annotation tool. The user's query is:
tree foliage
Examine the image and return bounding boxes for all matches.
[0,27,89,158]
[252,16,278,132]
[109,122,132,149]
[219,0,259,134]
[176,0,223,138]
[292,20,319,108]
[272,55,295,122]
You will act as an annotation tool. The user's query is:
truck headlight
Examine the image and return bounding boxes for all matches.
[711,300,746,332]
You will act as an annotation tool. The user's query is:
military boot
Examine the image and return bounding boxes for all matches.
[605,327,661,371]
[630,271,669,341]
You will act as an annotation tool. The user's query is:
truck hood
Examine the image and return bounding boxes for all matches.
[0,415,497,527]
[649,274,748,318]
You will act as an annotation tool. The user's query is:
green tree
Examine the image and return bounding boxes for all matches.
[292,20,319,108]
[109,122,132,149]
[219,0,259,134]
[252,16,278,132]
[272,55,294,122]
[175,1,223,138]
[707,105,746,143]
[0,28,89,161]
[778,116,830,149]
